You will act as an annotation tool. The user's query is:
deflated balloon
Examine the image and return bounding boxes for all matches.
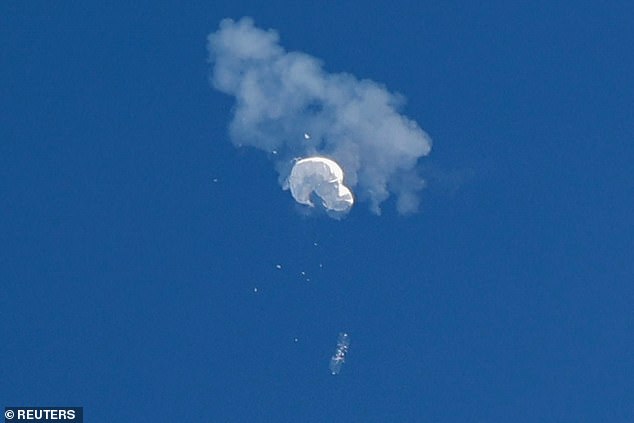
[289,157,354,212]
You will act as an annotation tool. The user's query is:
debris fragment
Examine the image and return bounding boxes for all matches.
[329,332,350,375]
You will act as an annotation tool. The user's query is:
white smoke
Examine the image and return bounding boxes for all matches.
[208,17,432,215]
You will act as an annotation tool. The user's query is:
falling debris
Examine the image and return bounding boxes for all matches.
[303,132,311,140]
[313,242,318,246]
[288,157,353,212]
[275,264,282,269]
[329,332,350,375]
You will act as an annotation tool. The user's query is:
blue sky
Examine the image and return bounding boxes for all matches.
[1,1,633,422]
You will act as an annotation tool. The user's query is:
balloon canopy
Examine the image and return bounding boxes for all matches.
[288,157,354,212]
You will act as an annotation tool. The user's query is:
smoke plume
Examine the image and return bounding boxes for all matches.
[208,17,432,214]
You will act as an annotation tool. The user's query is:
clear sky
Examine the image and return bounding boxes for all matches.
[1,1,633,422]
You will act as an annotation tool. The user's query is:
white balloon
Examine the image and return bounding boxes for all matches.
[288,157,354,212]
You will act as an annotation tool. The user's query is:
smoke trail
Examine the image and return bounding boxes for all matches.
[208,17,432,215]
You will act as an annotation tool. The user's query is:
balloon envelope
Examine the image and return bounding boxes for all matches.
[289,157,354,212]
